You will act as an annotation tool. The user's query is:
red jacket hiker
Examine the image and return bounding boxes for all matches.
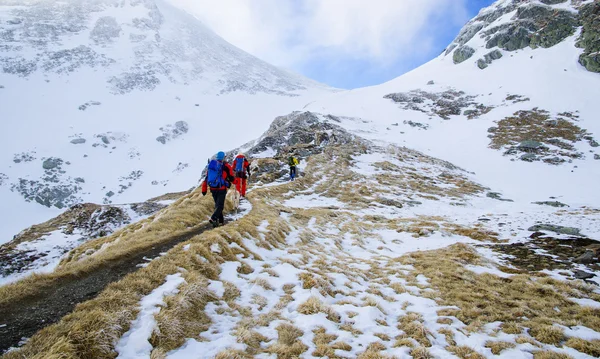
[201,161,234,193]
[232,154,251,197]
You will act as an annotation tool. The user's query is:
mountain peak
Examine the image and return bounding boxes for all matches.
[0,0,329,95]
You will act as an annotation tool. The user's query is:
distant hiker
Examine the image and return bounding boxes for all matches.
[288,155,299,181]
[202,151,234,228]
[232,153,251,197]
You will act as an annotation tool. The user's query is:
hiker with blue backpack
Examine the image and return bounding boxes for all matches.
[232,153,251,197]
[202,151,235,228]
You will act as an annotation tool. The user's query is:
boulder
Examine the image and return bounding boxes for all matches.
[573,270,595,280]
[453,46,475,64]
[520,153,537,162]
[533,201,568,208]
[477,59,488,69]
[70,138,86,144]
[528,224,581,236]
[42,157,62,170]
[574,250,596,264]
[518,140,545,152]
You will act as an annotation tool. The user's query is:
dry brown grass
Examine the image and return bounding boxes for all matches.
[485,340,516,355]
[564,337,600,357]
[489,108,586,150]
[447,345,485,359]
[438,327,456,346]
[297,296,341,323]
[393,243,600,340]
[410,346,433,359]
[265,323,308,359]
[532,351,574,359]
[396,312,432,347]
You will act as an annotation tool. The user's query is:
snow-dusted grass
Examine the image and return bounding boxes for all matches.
[5,142,600,359]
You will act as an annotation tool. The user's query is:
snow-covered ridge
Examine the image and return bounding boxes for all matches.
[0,0,329,95]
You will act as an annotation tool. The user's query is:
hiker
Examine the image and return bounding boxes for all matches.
[232,153,251,197]
[202,151,235,227]
[288,155,299,181]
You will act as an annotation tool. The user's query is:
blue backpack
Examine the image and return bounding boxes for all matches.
[235,156,245,175]
[207,160,225,188]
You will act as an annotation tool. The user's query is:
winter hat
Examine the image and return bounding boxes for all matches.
[216,151,225,160]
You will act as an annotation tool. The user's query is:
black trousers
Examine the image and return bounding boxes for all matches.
[211,190,227,223]
[290,166,297,179]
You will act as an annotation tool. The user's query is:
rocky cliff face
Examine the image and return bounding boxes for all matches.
[445,0,600,72]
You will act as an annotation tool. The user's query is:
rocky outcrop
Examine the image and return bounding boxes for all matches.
[488,108,597,164]
[445,0,596,72]
[235,111,358,160]
[384,89,493,120]
[156,121,189,144]
[576,1,600,73]
[477,49,503,69]
[453,46,475,64]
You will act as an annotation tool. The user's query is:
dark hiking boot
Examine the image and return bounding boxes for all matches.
[209,219,218,228]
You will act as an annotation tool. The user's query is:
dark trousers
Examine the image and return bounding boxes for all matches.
[211,190,227,223]
[290,166,297,180]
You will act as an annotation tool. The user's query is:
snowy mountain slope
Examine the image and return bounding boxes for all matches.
[303,0,600,206]
[3,108,600,358]
[0,0,333,244]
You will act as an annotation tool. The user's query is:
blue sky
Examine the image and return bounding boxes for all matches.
[175,0,498,89]
[299,0,497,89]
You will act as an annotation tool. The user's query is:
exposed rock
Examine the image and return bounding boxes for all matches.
[106,191,115,197]
[11,178,81,209]
[477,59,488,69]
[404,200,423,207]
[595,154,600,160]
[520,153,538,162]
[574,251,596,264]
[404,120,429,130]
[42,157,63,170]
[488,108,592,164]
[533,201,568,208]
[130,202,167,216]
[234,111,358,161]
[70,138,86,144]
[0,173,8,186]
[156,121,190,144]
[573,270,595,280]
[577,1,600,73]
[90,16,122,43]
[528,224,581,236]
[486,191,514,202]
[453,46,475,64]
[13,152,36,163]
[518,140,545,152]
[384,89,492,120]
[539,0,567,4]
[427,80,434,85]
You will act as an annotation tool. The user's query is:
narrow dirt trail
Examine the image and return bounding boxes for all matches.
[0,200,253,353]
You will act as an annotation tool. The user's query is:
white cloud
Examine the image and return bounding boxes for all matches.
[169,0,470,71]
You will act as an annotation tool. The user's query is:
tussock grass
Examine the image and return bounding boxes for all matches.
[564,338,600,357]
[397,312,432,347]
[393,243,600,351]
[410,346,433,359]
[297,296,341,323]
[532,351,574,359]
[438,327,456,346]
[150,275,217,353]
[484,341,516,355]
[265,323,308,359]
[447,345,485,359]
